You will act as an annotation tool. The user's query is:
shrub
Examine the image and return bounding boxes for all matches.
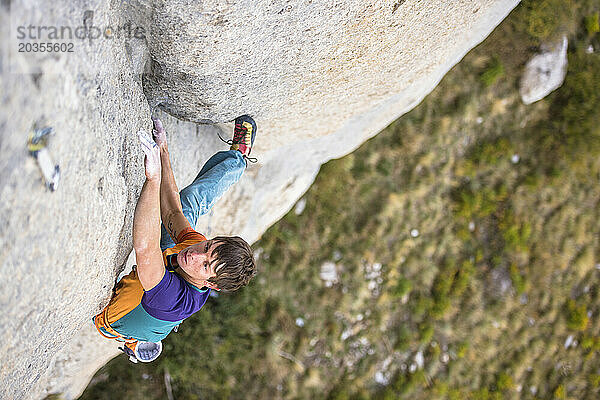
[589,374,600,388]
[580,335,600,351]
[394,325,412,351]
[376,158,393,176]
[565,298,589,331]
[456,341,469,358]
[451,260,475,298]
[547,48,600,156]
[412,292,434,320]
[447,388,465,400]
[470,388,503,400]
[452,186,480,219]
[519,0,575,41]
[509,264,526,295]
[468,138,512,166]
[392,372,409,394]
[495,372,515,391]
[452,185,505,219]
[480,57,505,86]
[500,216,531,254]
[431,267,455,318]
[419,321,435,343]
[553,384,566,399]
[392,277,412,298]
[585,12,600,34]
[430,297,450,319]
[432,381,449,397]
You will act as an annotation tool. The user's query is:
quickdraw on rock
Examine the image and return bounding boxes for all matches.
[27,126,60,191]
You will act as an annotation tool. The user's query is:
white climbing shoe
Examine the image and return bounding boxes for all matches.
[121,340,163,363]
[134,340,163,362]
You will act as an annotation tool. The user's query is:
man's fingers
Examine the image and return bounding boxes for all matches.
[138,131,158,155]
[138,131,161,180]
[152,117,165,133]
[138,131,151,146]
[138,131,154,145]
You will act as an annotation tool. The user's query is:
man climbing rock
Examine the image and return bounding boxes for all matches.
[93,115,258,363]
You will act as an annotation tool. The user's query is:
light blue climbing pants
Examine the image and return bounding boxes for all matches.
[160,150,246,251]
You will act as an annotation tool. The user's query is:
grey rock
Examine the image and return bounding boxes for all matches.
[488,265,513,298]
[520,35,568,105]
[0,0,519,399]
[319,261,338,287]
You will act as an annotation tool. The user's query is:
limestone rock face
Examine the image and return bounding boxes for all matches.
[0,1,518,399]
[520,36,569,105]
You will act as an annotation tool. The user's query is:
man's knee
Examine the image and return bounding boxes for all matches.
[180,185,209,208]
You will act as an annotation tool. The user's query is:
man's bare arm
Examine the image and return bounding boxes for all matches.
[152,117,192,241]
[134,133,165,290]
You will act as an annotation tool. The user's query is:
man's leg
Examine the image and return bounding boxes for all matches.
[160,150,246,251]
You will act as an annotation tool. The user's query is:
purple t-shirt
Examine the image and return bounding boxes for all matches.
[141,269,211,322]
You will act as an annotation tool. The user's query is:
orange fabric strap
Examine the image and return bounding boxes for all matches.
[94,308,137,343]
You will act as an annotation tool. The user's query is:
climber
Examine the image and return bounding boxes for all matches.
[93,115,258,363]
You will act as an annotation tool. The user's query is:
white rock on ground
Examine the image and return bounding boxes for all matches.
[0,1,519,399]
[320,262,339,287]
[520,35,569,105]
[415,350,424,369]
[564,334,575,349]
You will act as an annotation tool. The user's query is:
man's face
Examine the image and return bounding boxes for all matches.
[176,240,220,284]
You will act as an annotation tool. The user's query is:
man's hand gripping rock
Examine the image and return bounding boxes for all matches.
[138,130,161,182]
[151,116,168,150]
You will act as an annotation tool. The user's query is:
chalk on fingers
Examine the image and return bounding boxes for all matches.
[139,131,157,146]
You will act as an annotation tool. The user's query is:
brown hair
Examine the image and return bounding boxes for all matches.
[208,236,257,292]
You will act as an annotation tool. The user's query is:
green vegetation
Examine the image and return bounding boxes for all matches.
[81,1,600,399]
[566,299,590,332]
[480,57,505,86]
[519,0,576,41]
[585,12,600,34]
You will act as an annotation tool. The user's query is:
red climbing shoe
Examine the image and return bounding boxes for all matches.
[230,115,257,158]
